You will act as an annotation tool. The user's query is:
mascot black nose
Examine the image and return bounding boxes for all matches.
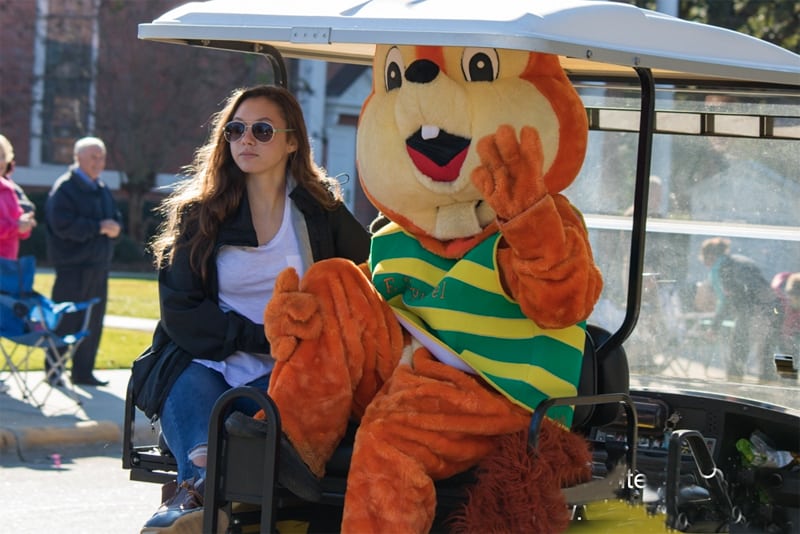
[405,59,439,84]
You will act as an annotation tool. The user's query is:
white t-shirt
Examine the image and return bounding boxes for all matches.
[195,189,305,387]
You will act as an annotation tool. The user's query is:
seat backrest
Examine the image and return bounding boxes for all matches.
[0,256,64,337]
[0,256,37,337]
[571,324,630,431]
[0,255,36,297]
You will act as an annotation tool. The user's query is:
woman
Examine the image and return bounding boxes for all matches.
[0,134,36,261]
[138,85,370,533]
[0,134,36,395]
[774,272,800,355]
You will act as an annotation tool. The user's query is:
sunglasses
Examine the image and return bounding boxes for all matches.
[223,121,294,143]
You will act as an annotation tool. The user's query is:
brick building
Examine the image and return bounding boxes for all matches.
[0,0,376,228]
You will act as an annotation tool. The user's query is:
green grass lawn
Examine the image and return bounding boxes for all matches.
[33,271,160,319]
[3,272,159,371]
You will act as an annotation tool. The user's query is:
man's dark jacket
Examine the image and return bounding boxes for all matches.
[45,169,122,268]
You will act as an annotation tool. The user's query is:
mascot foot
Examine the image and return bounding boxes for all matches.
[225,412,321,502]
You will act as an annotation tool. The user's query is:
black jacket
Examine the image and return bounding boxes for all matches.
[136,184,370,418]
[716,253,776,322]
[45,169,122,268]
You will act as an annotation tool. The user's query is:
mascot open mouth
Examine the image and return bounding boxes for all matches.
[406,125,470,182]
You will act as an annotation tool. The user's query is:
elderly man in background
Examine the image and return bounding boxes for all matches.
[45,136,122,387]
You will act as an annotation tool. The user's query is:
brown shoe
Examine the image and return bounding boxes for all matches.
[140,477,228,533]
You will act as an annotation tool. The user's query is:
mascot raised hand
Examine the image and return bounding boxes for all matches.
[261,45,603,533]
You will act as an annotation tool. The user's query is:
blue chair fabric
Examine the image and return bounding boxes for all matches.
[0,256,98,408]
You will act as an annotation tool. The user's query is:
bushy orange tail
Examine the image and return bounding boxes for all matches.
[449,420,592,534]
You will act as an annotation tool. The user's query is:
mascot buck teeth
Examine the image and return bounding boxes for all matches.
[259,44,603,533]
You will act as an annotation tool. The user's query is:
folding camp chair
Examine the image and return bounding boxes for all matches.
[0,255,99,408]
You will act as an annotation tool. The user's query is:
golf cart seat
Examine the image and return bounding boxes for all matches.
[122,324,634,531]
[196,324,635,532]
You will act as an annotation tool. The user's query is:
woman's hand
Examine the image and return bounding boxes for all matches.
[18,212,36,234]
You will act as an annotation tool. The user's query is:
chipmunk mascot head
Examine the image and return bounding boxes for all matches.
[262,44,603,533]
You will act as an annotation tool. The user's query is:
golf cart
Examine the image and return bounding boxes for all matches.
[125,1,800,532]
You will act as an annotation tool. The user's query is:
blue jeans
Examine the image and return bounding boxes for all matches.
[159,362,271,483]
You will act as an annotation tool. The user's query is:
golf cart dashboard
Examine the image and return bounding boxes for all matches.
[591,390,800,531]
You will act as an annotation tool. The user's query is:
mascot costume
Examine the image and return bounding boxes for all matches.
[260,45,603,533]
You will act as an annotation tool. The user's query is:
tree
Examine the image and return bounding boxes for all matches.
[94,0,274,247]
[683,0,799,53]
[625,0,799,52]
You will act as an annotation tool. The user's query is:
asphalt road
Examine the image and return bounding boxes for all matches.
[1,444,161,533]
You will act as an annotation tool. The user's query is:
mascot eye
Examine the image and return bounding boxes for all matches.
[385,46,404,92]
[461,47,499,82]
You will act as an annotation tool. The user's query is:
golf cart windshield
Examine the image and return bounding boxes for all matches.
[139,0,800,414]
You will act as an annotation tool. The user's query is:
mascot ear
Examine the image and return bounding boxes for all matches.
[524,53,588,194]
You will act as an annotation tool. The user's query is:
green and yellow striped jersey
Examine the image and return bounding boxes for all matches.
[370,222,586,426]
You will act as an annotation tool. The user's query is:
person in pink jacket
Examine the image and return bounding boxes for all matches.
[0,134,36,261]
[772,272,800,355]
[0,134,36,395]
[0,135,36,260]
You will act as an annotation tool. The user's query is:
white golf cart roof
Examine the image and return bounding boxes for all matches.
[138,0,800,86]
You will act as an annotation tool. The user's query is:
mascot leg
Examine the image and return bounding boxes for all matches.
[342,348,531,534]
[264,259,404,476]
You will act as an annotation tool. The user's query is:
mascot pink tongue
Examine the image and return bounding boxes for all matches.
[406,127,470,181]
[261,43,603,533]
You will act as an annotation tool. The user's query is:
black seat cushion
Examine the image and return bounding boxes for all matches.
[583,324,629,428]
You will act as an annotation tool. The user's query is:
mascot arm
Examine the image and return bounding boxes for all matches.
[264,259,403,414]
[264,260,377,362]
[472,124,602,328]
[263,267,324,362]
[496,195,602,328]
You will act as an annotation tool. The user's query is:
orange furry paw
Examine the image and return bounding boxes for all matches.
[263,268,323,361]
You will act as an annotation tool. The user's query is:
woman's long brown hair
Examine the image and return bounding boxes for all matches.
[150,85,342,283]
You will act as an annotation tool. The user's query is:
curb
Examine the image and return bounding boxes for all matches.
[0,421,121,454]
